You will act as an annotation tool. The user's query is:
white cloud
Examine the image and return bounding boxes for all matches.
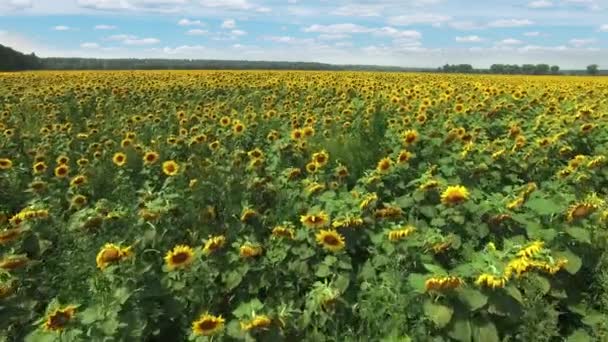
[303,24,421,40]
[186,29,208,35]
[569,38,596,47]
[200,0,254,11]
[487,19,534,28]
[53,25,72,31]
[81,42,100,48]
[388,14,451,26]
[6,0,32,8]
[221,19,236,29]
[524,31,541,36]
[497,38,524,45]
[600,24,608,32]
[455,35,484,43]
[95,24,117,30]
[331,5,383,17]
[178,19,204,26]
[318,34,350,41]
[105,34,159,45]
[448,21,483,30]
[161,45,206,55]
[231,29,246,36]
[527,0,554,8]
[123,37,160,45]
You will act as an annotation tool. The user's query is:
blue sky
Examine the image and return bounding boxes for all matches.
[0,0,607,68]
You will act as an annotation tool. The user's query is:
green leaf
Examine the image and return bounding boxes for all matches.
[224,271,244,291]
[504,285,523,304]
[567,329,591,342]
[334,274,350,293]
[358,260,375,280]
[430,217,447,227]
[423,300,453,328]
[555,249,582,274]
[80,306,101,324]
[423,263,447,275]
[524,197,562,216]
[408,273,427,293]
[565,228,591,244]
[419,206,437,219]
[395,195,414,209]
[315,264,331,278]
[448,319,472,342]
[232,299,264,318]
[114,287,131,305]
[473,320,499,342]
[457,288,488,311]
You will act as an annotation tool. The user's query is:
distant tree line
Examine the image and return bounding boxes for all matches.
[0,44,42,71]
[0,43,605,75]
[440,63,563,75]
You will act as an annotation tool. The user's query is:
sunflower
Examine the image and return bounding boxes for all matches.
[202,235,226,255]
[305,162,318,173]
[475,274,507,289]
[69,194,87,209]
[232,121,245,135]
[56,155,69,165]
[112,152,127,167]
[192,313,225,336]
[239,243,263,258]
[316,229,346,252]
[300,211,330,229]
[0,158,13,170]
[33,161,47,174]
[240,207,258,222]
[219,116,231,127]
[96,243,132,270]
[271,225,296,240]
[403,129,419,145]
[290,128,303,140]
[440,185,470,205]
[566,203,595,222]
[0,228,22,245]
[143,151,160,165]
[162,160,180,176]
[312,150,329,168]
[43,305,77,332]
[164,245,195,271]
[425,276,463,292]
[54,164,70,178]
[376,157,393,174]
[397,150,412,164]
[70,175,87,187]
[240,315,272,331]
[0,255,29,270]
[387,226,416,241]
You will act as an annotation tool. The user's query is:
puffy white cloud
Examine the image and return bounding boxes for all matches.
[497,38,524,45]
[527,0,554,8]
[178,19,204,26]
[569,38,596,47]
[105,34,159,45]
[221,19,236,29]
[600,24,608,32]
[487,19,534,28]
[455,35,484,43]
[331,5,383,17]
[524,31,541,36]
[95,24,117,30]
[388,13,451,26]
[53,25,72,31]
[186,29,208,35]
[303,24,421,40]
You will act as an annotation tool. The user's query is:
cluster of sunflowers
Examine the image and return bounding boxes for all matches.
[1,71,608,341]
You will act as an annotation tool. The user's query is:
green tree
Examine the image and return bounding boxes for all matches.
[550,65,560,74]
[587,64,599,75]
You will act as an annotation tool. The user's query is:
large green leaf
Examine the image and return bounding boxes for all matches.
[457,288,488,311]
[524,197,562,216]
[408,273,427,293]
[473,320,499,342]
[567,329,591,342]
[555,249,582,274]
[448,319,472,342]
[565,228,591,244]
[423,300,453,328]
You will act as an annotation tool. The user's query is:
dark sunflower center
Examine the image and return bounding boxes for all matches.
[198,319,218,330]
[323,235,340,246]
[166,165,175,173]
[171,252,190,264]
[146,155,156,161]
[49,312,71,328]
[101,249,121,262]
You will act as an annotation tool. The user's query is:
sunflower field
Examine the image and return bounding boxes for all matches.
[1,71,608,342]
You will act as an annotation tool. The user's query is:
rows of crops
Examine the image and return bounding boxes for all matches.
[1,71,608,341]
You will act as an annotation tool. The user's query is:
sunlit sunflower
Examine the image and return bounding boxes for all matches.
[376,157,393,174]
[96,243,132,270]
[300,211,330,229]
[240,315,272,331]
[312,150,329,168]
[33,161,47,174]
[70,194,87,209]
[475,274,507,289]
[70,175,87,187]
[440,185,470,205]
[164,245,195,271]
[112,152,127,167]
[516,240,544,258]
[143,151,160,165]
[162,160,180,176]
[315,229,346,252]
[240,207,258,222]
[397,150,412,164]
[0,227,22,245]
[239,243,263,258]
[0,158,13,170]
[271,225,296,240]
[43,305,77,332]
[403,129,419,145]
[192,313,225,336]
[566,203,596,222]
[232,120,245,135]
[0,255,29,270]
[54,164,70,178]
[387,226,416,241]
[202,235,226,255]
[425,276,463,292]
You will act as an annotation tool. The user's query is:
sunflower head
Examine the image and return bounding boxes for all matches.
[112,152,127,167]
[143,151,160,165]
[54,164,70,178]
[0,158,13,170]
[376,157,393,174]
[192,313,225,336]
[43,305,77,332]
[162,160,180,176]
[239,243,263,258]
[96,243,132,270]
[240,315,272,332]
[300,211,330,229]
[315,229,346,252]
[440,185,470,205]
[203,235,226,255]
[164,245,195,271]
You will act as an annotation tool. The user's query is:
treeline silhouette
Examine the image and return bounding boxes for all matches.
[0,44,604,75]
